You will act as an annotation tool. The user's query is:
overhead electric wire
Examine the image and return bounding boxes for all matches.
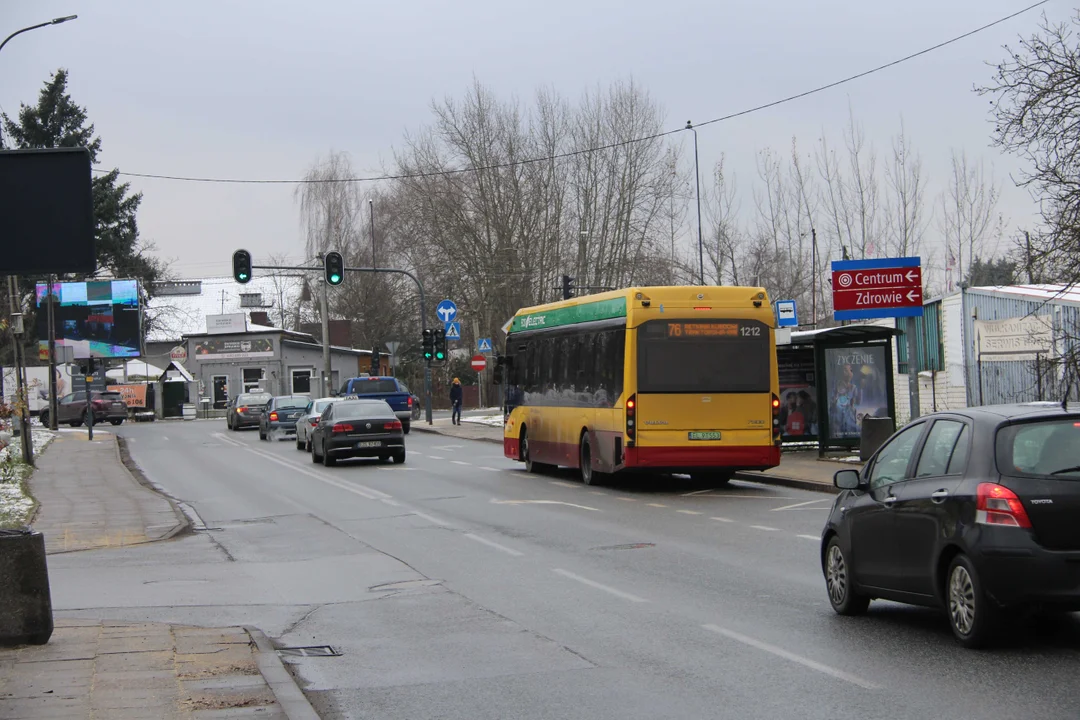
[90,0,1048,186]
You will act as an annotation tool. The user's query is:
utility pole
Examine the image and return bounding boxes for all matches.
[686,121,705,286]
[7,276,33,465]
[320,280,331,396]
[472,316,483,409]
[369,199,376,268]
[46,275,58,430]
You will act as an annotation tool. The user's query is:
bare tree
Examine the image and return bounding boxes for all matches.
[704,155,740,285]
[295,151,363,262]
[978,13,1080,286]
[939,150,1003,292]
[883,120,929,258]
[816,110,883,260]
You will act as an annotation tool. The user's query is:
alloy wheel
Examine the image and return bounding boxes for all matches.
[949,564,976,636]
[826,544,848,606]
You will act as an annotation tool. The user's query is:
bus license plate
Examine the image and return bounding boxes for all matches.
[688,431,721,441]
[356,441,381,448]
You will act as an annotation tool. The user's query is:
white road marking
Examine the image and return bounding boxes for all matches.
[646,503,667,508]
[480,466,500,472]
[772,499,832,512]
[213,433,245,448]
[553,569,649,603]
[429,455,445,460]
[412,511,454,527]
[490,499,601,512]
[380,498,401,507]
[702,625,880,690]
[677,510,703,515]
[751,525,779,532]
[589,491,605,496]
[451,460,471,466]
[682,488,717,496]
[710,517,734,523]
[694,494,797,500]
[431,444,463,450]
[550,481,580,489]
[616,497,638,502]
[464,533,524,557]
[162,436,169,441]
[797,534,820,541]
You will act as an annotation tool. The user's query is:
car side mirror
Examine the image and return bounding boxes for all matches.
[834,469,862,490]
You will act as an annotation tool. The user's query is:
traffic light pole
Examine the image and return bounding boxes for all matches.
[250,262,434,425]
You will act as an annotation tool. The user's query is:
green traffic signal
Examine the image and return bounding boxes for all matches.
[324,251,344,286]
[232,249,252,284]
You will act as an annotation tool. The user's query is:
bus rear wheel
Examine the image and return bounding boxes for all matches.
[522,428,547,474]
[579,432,606,486]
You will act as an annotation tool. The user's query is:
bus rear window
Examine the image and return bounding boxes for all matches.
[637,319,771,394]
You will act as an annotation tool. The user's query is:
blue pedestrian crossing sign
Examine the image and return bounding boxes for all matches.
[775,300,798,328]
[478,337,493,353]
[436,299,458,323]
[444,321,461,340]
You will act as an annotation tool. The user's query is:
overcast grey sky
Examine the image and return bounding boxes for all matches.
[3,1,1068,279]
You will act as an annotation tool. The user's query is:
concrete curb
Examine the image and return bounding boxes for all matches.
[411,423,502,445]
[247,628,321,720]
[114,434,193,541]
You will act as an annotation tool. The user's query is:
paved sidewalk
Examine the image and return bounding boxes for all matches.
[0,618,291,719]
[27,431,188,554]
[415,418,854,492]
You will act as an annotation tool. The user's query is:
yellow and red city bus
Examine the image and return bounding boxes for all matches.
[499,285,781,484]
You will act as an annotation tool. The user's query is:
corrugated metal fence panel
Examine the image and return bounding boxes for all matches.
[963,290,1080,406]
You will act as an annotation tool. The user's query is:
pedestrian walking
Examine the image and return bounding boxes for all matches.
[450,378,463,425]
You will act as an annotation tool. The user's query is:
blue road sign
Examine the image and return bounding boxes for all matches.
[436,299,458,323]
[444,321,461,340]
[478,337,493,353]
[775,300,798,328]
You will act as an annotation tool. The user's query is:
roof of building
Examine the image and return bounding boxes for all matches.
[146,275,305,343]
[969,284,1080,306]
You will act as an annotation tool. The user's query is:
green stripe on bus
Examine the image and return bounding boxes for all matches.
[511,297,627,333]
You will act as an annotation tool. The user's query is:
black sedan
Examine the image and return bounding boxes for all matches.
[309,399,406,467]
[225,392,272,430]
[259,395,311,440]
[822,402,1080,648]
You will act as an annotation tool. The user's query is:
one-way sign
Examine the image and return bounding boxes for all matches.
[831,257,923,320]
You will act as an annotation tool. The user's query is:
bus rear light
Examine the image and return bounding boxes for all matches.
[626,394,636,447]
[772,393,782,443]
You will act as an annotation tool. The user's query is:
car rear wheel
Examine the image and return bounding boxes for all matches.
[392,450,406,464]
[259,426,267,441]
[110,419,124,426]
[322,449,337,467]
[947,554,1000,649]
[38,411,49,428]
[311,440,322,464]
[70,420,83,427]
[825,538,869,616]
[296,434,305,451]
[402,421,411,435]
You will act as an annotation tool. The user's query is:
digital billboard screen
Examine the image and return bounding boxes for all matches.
[36,280,142,359]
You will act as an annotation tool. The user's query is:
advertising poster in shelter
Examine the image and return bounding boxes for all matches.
[777,347,818,439]
[824,345,888,441]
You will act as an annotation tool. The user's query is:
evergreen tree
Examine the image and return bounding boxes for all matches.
[2,69,165,290]
[964,256,1017,287]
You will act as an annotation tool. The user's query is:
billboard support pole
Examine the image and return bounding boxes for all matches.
[8,276,33,466]
[85,357,94,442]
[46,275,58,430]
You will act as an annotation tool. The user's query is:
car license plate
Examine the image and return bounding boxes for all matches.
[688,431,721,441]
[356,441,381,448]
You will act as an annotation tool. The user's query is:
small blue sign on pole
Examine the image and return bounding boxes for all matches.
[444,321,461,340]
[478,337,493,353]
[436,299,458,323]
[775,300,798,328]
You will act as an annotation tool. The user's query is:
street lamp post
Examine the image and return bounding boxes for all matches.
[686,121,704,286]
[0,15,77,54]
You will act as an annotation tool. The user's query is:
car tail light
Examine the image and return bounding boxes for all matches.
[269,411,279,421]
[407,396,413,407]
[772,393,781,443]
[625,394,636,448]
[238,406,247,414]
[976,483,1032,528]
[310,418,319,427]
[384,420,402,430]
[92,398,106,409]
[332,423,354,433]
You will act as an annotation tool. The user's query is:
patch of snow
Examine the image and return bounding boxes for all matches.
[461,414,505,427]
[0,427,56,527]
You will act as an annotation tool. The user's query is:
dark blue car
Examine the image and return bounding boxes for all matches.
[259,395,311,440]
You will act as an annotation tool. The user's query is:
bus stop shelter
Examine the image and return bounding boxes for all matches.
[776,325,899,457]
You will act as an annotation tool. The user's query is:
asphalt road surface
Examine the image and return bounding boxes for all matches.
[49,420,1080,719]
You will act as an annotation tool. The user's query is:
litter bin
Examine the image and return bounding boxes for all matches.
[182,403,196,421]
[0,528,53,646]
[860,417,895,461]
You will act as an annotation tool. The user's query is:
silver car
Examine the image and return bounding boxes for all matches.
[295,397,335,452]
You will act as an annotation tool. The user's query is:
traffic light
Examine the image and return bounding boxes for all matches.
[370,349,381,376]
[561,274,574,300]
[422,329,434,361]
[233,249,252,284]
[433,329,447,362]
[324,251,344,286]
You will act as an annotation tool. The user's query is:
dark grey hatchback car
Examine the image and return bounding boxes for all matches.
[822,402,1080,648]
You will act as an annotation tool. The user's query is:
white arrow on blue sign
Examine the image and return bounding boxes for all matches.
[444,321,461,340]
[436,299,458,323]
[478,337,493,353]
